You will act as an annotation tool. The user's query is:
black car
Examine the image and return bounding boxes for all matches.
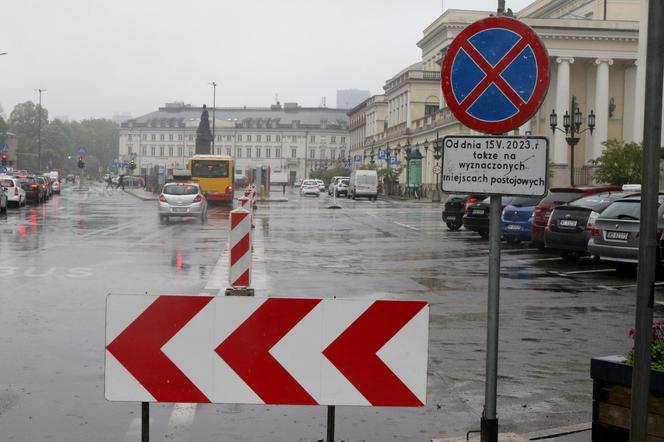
[462,196,515,238]
[442,194,485,231]
[17,176,45,203]
[545,190,640,260]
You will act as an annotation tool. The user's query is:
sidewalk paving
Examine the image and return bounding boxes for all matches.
[432,423,591,442]
[123,187,158,201]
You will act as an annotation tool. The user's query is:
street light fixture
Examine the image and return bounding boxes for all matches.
[424,129,444,202]
[34,88,47,171]
[208,81,217,154]
[549,96,595,187]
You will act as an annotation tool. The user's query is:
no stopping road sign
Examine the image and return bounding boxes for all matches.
[441,17,549,134]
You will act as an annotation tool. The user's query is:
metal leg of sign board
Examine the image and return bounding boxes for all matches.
[225,287,255,296]
[481,195,501,442]
[142,401,149,442]
[326,405,335,442]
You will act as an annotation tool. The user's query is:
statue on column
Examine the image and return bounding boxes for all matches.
[195,104,213,155]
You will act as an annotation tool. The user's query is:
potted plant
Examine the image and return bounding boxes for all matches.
[590,321,664,440]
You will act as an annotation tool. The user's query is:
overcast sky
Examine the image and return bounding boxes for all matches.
[0,0,533,121]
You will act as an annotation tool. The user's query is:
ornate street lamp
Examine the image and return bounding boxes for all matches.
[424,130,444,202]
[549,96,595,187]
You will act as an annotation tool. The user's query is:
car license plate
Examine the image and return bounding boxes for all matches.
[506,224,521,231]
[607,231,629,240]
[559,219,578,227]
[445,216,457,221]
[473,209,484,215]
[173,207,188,213]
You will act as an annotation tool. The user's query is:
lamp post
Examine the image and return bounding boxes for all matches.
[369,142,375,165]
[35,88,47,171]
[549,96,595,187]
[208,81,217,154]
[423,130,444,202]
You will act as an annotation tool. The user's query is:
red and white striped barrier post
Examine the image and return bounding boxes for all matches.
[226,206,254,296]
[251,185,257,210]
[238,195,255,228]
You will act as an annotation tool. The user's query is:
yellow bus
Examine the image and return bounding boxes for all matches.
[186,155,234,203]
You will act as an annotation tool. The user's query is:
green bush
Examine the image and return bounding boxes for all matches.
[590,139,642,185]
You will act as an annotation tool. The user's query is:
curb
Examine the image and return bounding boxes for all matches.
[123,189,158,201]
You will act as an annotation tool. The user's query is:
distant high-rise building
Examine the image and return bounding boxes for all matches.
[112,112,132,125]
[336,89,371,110]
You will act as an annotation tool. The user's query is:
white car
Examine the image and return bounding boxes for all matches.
[158,182,208,223]
[300,179,320,197]
[0,176,26,207]
[316,180,326,192]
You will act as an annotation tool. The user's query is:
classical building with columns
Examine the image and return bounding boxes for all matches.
[356,0,642,189]
[118,102,349,183]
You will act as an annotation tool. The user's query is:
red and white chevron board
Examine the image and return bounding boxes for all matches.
[238,195,250,209]
[105,295,429,406]
[229,207,251,287]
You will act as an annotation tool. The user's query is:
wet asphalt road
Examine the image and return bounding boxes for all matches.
[0,183,659,441]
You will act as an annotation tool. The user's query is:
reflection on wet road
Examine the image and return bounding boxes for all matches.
[0,184,656,441]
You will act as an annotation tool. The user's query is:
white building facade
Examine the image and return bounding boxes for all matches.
[118,102,349,183]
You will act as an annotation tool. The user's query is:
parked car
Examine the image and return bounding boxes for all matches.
[158,182,208,223]
[51,178,61,194]
[316,179,326,192]
[17,176,45,203]
[0,176,26,207]
[328,176,347,195]
[300,179,320,197]
[348,170,378,200]
[334,178,349,197]
[463,196,516,238]
[588,195,664,272]
[0,185,7,214]
[442,194,485,231]
[531,185,621,249]
[36,176,50,200]
[544,190,637,260]
[294,179,303,188]
[500,195,544,243]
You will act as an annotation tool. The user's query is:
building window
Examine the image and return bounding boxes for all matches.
[141,146,147,156]
[151,146,156,156]
[425,104,439,116]
[226,148,231,156]
[256,148,261,158]
[265,147,271,158]
[247,135,252,142]
[320,149,325,159]
[330,149,335,160]
[159,146,164,156]
[160,134,165,141]
[266,135,271,142]
[178,134,183,141]
[276,148,281,158]
[291,135,297,142]
[340,149,345,159]
[178,146,183,156]
[237,134,242,142]
[276,135,281,142]
[188,135,194,142]
[246,147,251,158]
[226,135,232,142]
[310,149,315,159]
[291,148,297,158]
[310,135,315,143]
[256,135,261,142]
[169,134,174,141]
[216,135,221,141]
[128,145,133,155]
[216,148,221,155]
[168,146,173,156]
[341,136,346,144]
[151,134,156,141]
[128,134,133,141]
[331,136,336,143]
[236,147,242,158]
[142,134,147,141]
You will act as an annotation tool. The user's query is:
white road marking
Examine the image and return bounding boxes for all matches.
[518,257,563,263]
[165,403,197,441]
[556,268,616,276]
[392,221,420,231]
[123,416,153,442]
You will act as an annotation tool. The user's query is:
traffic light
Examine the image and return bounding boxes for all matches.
[1,152,7,166]
[77,155,85,169]
[128,160,136,171]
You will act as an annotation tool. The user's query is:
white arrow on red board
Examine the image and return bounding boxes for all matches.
[105,295,429,406]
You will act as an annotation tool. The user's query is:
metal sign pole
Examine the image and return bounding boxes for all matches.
[630,0,664,439]
[141,401,149,442]
[481,194,501,442]
[326,405,335,442]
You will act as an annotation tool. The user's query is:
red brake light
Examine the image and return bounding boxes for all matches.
[159,194,166,202]
[225,186,233,193]
[30,184,38,189]
[465,197,478,210]
[591,227,600,237]
[193,194,202,202]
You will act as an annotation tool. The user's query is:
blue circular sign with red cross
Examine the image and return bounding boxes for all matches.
[441,17,549,134]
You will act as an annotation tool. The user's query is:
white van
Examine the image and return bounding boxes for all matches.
[348,170,378,200]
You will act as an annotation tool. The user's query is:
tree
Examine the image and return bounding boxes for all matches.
[8,101,48,170]
[0,116,7,145]
[590,139,642,185]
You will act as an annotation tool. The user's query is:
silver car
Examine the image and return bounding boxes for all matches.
[587,195,664,271]
[158,182,208,223]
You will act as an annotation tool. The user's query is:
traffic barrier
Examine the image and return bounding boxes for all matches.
[227,206,253,296]
[251,185,257,210]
